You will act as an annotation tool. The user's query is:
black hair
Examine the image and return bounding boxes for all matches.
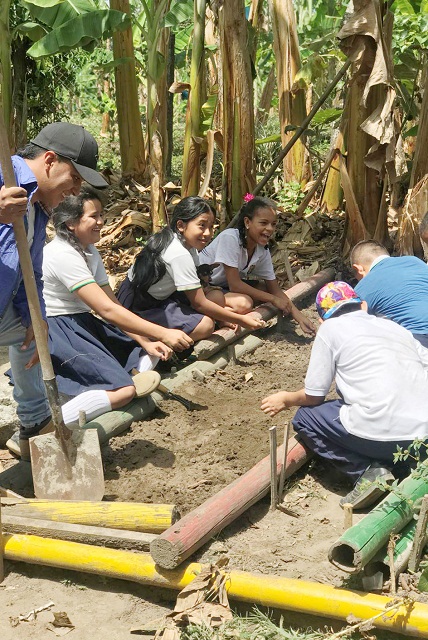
[16,143,69,163]
[235,197,276,249]
[52,184,107,264]
[132,196,215,294]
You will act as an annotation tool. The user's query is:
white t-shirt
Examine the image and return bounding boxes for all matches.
[305,310,428,441]
[43,236,109,316]
[128,234,201,300]
[199,228,276,287]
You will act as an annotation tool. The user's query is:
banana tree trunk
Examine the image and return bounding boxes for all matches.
[410,63,428,190]
[256,65,275,127]
[270,0,309,186]
[111,0,146,180]
[0,1,12,145]
[219,0,256,216]
[206,5,222,131]
[146,0,170,230]
[157,26,170,179]
[11,35,28,150]
[181,0,206,197]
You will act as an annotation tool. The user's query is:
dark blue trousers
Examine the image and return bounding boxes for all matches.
[292,400,415,483]
[413,334,428,349]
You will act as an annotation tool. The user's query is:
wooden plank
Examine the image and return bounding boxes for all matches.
[2,514,156,551]
[4,500,179,534]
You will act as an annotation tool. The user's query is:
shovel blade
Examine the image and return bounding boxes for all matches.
[29,429,104,501]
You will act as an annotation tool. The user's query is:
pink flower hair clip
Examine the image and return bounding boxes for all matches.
[244,193,255,202]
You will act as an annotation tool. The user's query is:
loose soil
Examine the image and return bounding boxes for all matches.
[0,304,371,639]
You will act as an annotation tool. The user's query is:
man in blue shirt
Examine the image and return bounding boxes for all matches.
[0,122,107,460]
[351,240,428,348]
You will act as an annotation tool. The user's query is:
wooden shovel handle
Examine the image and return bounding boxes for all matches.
[0,114,68,442]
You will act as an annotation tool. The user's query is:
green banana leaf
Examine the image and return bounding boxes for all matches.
[22,0,97,29]
[13,21,46,42]
[164,0,193,28]
[27,10,130,58]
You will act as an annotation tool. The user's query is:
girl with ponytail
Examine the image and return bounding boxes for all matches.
[117,196,264,340]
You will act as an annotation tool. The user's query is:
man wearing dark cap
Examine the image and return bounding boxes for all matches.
[0,122,107,455]
[261,281,428,509]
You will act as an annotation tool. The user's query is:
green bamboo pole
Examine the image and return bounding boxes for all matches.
[366,521,419,580]
[329,470,428,573]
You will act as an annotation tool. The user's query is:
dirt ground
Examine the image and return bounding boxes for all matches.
[0,303,369,639]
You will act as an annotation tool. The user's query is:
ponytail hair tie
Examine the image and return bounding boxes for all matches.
[244,193,255,202]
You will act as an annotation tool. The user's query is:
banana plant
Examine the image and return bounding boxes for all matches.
[0,0,129,145]
[180,0,206,197]
[134,0,171,229]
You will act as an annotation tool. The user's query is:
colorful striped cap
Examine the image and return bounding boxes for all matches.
[316,281,362,320]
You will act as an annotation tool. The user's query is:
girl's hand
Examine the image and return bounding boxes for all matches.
[292,309,316,336]
[261,391,291,417]
[144,341,173,361]
[218,321,239,331]
[272,295,292,315]
[239,315,265,330]
[161,328,194,351]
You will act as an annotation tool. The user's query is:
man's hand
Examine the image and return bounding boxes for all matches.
[0,186,28,224]
[261,391,292,417]
[160,328,194,351]
[21,322,48,369]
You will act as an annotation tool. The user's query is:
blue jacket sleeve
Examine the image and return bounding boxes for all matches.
[12,208,47,327]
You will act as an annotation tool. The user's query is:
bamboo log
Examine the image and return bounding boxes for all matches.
[4,500,178,534]
[194,268,335,360]
[409,495,428,573]
[150,437,312,569]
[2,514,157,550]
[329,471,428,573]
[366,520,428,582]
[4,533,428,637]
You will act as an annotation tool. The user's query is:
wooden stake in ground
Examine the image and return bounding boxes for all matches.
[343,503,353,531]
[269,426,278,511]
[278,422,291,503]
[409,494,428,573]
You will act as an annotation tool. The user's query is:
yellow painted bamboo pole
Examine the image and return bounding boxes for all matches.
[4,533,428,637]
[5,501,179,534]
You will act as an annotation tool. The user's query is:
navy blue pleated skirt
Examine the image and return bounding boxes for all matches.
[47,313,142,396]
[117,276,204,335]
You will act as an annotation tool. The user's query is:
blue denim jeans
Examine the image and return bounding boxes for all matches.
[0,300,50,428]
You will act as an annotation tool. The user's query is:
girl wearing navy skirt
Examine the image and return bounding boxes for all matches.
[199,196,316,336]
[42,185,194,427]
[117,196,264,340]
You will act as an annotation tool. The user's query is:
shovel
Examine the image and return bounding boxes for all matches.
[0,112,104,501]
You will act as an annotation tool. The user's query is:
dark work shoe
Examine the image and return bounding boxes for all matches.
[340,464,394,510]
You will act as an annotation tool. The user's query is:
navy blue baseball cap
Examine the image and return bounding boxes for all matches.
[31,122,108,188]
